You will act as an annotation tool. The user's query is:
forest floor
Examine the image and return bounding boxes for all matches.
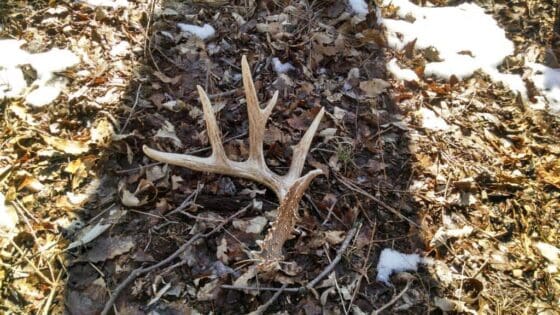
[0,0,558,314]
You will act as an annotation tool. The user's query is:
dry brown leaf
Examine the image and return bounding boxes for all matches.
[18,175,45,192]
[324,230,345,245]
[216,237,229,264]
[536,159,560,189]
[233,216,268,234]
[41,134,90,155]
[359,79,391,97]
[153,71,181,85]
[196,279,221,301]
[77,237,135,263]
[155,120,183,147]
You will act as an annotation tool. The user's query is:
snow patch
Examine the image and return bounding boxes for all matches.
[272,58,295,74]
[381,0,560,115]
[527,62,560,114]
[376,248,425,284]
[0,40,80,107]
[177,23,216,40]
[387,58,418,81]
[0,192,17,232]
[110,41,130,57]
[349,0,369,15]
[382,0,513,81]
[419,107,449,131]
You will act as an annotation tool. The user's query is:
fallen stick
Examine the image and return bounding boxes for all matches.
[100,205,250,315]
[371,280,411,315]
[222,222,360,294]
[247,284,288,315]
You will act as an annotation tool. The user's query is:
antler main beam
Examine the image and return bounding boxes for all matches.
[143,55,325,262]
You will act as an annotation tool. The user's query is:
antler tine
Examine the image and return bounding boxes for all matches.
[196,85,227,162]
[242,56,278,167]
[285,107,325,181]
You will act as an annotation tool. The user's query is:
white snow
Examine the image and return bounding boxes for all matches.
[376,248,424,284]
[349,0,369,15]
[419,107,449,131]
[527,62,560,114]
[0,39,80,107]
[381,0,513,81]
[177,23,216,40]
[110,40,130,57]
[387,58,418,81]
[534,242,560,265]
[272,57,295,74]
[381,0,560,115]
[79,0,129,8]
[0,192,17,231]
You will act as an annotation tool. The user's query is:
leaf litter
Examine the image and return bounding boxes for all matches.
[0,0,558,314]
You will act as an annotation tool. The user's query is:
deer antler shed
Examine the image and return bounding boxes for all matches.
[143,56,325,265]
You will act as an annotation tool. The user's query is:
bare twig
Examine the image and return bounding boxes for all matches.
[100,205,250,315]
[222,222,360,294]
[247,284,288,315]
[336,175,419,227]
[121,83,142,133]
[208,89,237,99]
[221,284,299,293]
[305,222,360,290]
[371,280,412,315]
[41,269,63,315]
[7,237,53,285]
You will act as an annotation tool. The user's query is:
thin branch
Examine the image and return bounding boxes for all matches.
[222,222,360,294]
[371,280,411,315]
[121,83,142,133]
[100,205,250,315]
[305,221,360,290]
[247,284,288,315]
[336,174,419,227]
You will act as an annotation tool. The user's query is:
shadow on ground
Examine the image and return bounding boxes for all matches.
[0,1,443,314]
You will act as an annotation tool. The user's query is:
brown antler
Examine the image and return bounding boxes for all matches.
[143,56,324,263]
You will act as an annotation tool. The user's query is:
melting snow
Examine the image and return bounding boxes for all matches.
[349,0,369,15]
[272,58,295,74]
[527,63,560,114]
[387,58,419,82]
[376,248,425,284]
[419,107,450,131]
[382,0,513,81]
[0,39,80,107]
[177,23,216,40]
[381,0,560,115]
[0,192,17,232]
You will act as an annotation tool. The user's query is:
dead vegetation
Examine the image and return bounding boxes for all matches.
[0,0,558,314]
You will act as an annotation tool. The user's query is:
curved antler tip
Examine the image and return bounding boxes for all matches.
[142,145,159,159]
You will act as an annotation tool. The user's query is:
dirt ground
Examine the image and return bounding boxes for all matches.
[0,0,558,314]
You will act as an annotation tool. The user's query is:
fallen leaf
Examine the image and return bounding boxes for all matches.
[196,279,220,301]
[18,175,45,192]
[153,71,181,85]
[155,120,183,147]
[324,230,345,245]
[536,159,560,189]
[121,188,141,207]
[233,216,268,234]
[76,236,135,262]
[41,134,90,155]
[359,79,391,97]
[67,220,111,250]
[216,237,229,264]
